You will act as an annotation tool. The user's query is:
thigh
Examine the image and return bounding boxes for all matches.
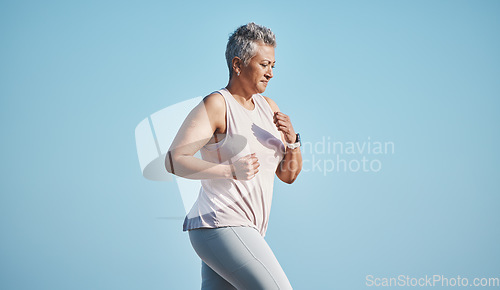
[201,260,237,290]
[189,226,292,290]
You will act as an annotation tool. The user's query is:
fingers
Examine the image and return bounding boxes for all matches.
[274,112,290,128]
[273,112,289,123]
[249,153,260,172]
[276,126,291,134]
[273,113,292,133]
[273,112,296,143]
[274,119,289,128]
[234,153,260,180]
[245,153,260,170]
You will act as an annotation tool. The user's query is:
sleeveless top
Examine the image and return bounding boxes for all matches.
[182,88,285,237]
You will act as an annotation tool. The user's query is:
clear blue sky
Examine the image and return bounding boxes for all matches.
[1,0,499,289]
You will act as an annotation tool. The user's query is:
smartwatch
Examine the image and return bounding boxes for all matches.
[286,133,301,149]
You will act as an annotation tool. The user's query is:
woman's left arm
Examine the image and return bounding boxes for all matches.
[263,96,303,184]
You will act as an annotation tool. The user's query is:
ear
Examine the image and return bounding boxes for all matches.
[232,57,242,75]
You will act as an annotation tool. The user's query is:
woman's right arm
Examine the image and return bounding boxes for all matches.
[165,93,259,180]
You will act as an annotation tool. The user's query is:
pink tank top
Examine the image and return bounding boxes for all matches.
[183,88,285,237]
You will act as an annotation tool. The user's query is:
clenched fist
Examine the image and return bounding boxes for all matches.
[273,112,296,144]
[231,153,260,180]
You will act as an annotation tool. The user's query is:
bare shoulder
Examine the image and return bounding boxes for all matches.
[203,92,225,112]
[202,92,226,132]
[262,95,280,113]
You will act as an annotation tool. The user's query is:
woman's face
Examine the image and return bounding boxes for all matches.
[239,43,275,94]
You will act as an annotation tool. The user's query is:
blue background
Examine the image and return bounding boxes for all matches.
[1,0,499,289]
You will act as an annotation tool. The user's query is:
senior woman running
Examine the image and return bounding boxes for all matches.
[166,22,302,289]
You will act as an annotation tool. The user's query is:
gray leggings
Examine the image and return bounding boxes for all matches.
[188,226,293,290]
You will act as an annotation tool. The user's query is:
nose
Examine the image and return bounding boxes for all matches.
[265,67,273,79]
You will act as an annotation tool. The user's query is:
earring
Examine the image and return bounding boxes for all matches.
[237,72,240,76]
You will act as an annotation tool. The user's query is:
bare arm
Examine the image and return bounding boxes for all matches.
[264,96,303,184]
[165,93,259,180]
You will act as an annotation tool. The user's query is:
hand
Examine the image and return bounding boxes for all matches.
[232,153,260,180]
[273,112,296,144]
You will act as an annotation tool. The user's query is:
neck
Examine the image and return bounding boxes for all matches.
[226,78,255,104]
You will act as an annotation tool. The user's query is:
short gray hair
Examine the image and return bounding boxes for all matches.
[225,22,276,78]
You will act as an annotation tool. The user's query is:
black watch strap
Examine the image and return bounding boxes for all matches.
[295,133,301,144]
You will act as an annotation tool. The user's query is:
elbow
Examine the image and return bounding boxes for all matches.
[285,175,298,184]
[278,165,302,184]
[284,170,301,184]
